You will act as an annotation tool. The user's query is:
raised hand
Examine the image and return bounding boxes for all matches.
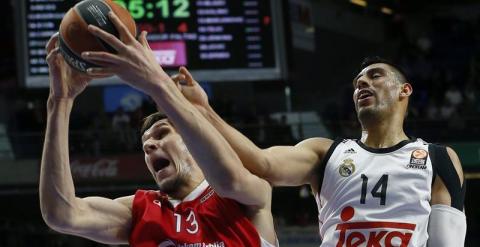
[171,67,209,111]
[81,12,171,93]
[46,33,94,101]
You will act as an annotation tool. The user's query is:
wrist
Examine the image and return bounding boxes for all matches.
[148,78,178,105]
[147,70,172,91]
[47,96,74,112]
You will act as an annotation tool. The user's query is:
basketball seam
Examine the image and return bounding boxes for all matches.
[74,0,117,53]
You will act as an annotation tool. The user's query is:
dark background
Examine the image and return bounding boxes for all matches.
[0,0,479,246]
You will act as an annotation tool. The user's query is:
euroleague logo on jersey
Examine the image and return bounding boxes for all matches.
[335,206,416,247]
[406,149,428,170]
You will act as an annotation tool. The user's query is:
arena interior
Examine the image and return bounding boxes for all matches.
[0,0,479,246]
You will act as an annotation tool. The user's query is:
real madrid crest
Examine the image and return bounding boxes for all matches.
[339,158,356,177]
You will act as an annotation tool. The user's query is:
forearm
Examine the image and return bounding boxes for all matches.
[151,82,248,191]
[40,98,78,226]
[201,104,269,178]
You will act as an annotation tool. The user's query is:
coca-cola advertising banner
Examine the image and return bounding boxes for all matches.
[70,154,152,183]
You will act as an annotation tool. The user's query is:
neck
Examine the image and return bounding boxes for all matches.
[168,169,205,200]
[360,115,409,149]
[167,182,200,200]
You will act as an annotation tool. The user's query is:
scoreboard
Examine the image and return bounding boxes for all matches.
[16,0,286,87]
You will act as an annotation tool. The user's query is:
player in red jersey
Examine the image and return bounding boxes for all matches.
[39,17,277,247]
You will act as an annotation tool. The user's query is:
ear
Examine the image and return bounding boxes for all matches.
[400,83,412,99]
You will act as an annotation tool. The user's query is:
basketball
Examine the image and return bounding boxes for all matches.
[58,0,136,72]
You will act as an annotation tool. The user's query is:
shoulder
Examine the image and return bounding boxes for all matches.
[125,190,162,206]
[114,195,135,205]
[445,146,464,184]
[295,137,335,156]
[429,144,465,210]
[113,195,135,212]
[428,144,464,184]
[298,138,348,190]
[296,137,334,147]
[297,137,353,160]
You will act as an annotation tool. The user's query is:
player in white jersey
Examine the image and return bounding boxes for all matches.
[317,137,464,246]
[170,56,466,246]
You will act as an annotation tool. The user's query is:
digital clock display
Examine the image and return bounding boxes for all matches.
[113,0,191,19]
[17,0,286,87]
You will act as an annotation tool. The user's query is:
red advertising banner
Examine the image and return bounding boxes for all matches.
[70,154,152,183]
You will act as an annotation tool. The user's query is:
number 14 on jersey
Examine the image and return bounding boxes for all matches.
[360,174,389,205]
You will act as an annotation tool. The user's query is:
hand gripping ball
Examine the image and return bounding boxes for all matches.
[58,0,136,72]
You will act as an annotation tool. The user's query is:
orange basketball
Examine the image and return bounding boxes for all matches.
[58,0,136,72]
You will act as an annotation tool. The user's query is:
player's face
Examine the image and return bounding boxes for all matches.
[142,119,193,193]
[352,63,402,122]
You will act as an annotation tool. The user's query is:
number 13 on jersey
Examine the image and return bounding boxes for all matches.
[174,210,199,234]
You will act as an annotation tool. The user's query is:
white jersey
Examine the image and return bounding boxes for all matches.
[316,138,433,247]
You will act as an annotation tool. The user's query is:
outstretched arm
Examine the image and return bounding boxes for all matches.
[173,68,333,190]
[204,103,332,188]
[83,13,270,207]
[40,33,131,244]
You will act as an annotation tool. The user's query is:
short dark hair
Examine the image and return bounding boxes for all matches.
[358,56,409,84]
[140,112,168,135]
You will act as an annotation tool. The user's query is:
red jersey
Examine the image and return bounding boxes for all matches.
[129,181,262,247]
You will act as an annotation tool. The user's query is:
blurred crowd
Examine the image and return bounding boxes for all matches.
[323,14,480,141]
[8,94,297,158]
[398,16,480,135]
